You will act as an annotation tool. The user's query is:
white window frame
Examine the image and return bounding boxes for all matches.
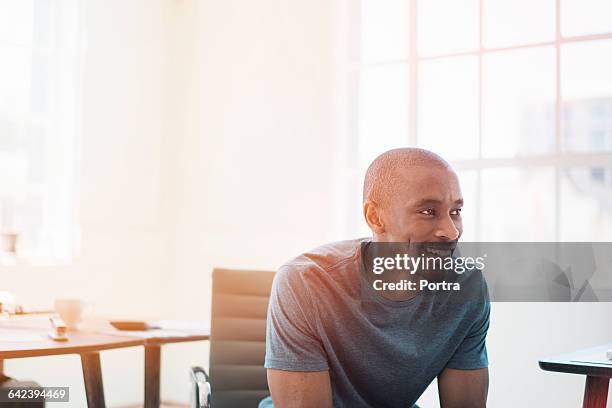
[339,0,612,241]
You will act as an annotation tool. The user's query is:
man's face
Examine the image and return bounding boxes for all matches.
[377,166,463,245]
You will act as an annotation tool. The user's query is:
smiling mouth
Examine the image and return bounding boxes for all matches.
[420,244,455,257]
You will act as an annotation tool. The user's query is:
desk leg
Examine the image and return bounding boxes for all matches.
[0,359,6,383]
[583,376,609,408]
[144,345,161,408]
[81,352,106,408]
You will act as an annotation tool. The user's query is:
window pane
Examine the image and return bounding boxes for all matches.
[359,0,409,62]
[418,56,478,160]
[0,151,28,198]
[0,0,34,45]
[358,64,410,165]
[24,123,46,183]
[30,52,51,116]
[483,0,555,48]
[480,167,555,241]
[0,0,77,262]
[457,170,477,241]
[482,47,556,158]
[33,0,54,48]
[560,166,612,241]
[562,40,612,153]
[0,45,32,115]
[418,0,479,57]
[0,120,19,152]
[561,0,612,37]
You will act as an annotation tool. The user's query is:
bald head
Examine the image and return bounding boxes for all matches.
[363,148,453,207]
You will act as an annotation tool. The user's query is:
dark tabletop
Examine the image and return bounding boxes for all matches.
[539,342,612,378]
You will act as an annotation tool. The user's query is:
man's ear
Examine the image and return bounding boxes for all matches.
[363,200,385,234]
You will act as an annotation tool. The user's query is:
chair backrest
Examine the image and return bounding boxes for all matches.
[210,268,276,408]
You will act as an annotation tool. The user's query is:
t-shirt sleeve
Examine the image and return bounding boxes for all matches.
[445,277,491,370]
[264,265,329,371]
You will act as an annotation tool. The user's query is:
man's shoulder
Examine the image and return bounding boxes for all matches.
[276,238,366,284]
[283,238,364,270]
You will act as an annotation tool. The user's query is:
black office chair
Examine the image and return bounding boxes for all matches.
[191,268,276,408]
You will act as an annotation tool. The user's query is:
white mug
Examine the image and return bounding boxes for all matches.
[54,298,85,329]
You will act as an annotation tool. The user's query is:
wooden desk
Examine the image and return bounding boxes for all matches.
[539,343,612,408]
[0,326,142,407]
[0,321,209,408]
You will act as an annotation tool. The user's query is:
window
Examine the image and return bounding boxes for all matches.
[0,0,82,263]
[339,0,612,241]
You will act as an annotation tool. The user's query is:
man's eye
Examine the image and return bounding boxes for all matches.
[420,208,435,216]
[451,208,462,216]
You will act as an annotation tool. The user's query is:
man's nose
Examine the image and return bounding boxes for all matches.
[435,215,460,241]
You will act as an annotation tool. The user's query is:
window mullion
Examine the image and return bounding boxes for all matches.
[408,0,418,146]
[476,0,484,241]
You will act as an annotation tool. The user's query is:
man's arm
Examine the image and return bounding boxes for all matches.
[437,367,488,408]
[267,369,332,408]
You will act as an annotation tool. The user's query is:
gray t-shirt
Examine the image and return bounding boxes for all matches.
[264,238,490,408]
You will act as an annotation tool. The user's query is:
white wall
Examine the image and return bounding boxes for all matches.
[417,303,612,407]
[168,0,336,317]
[161,0,337,401]
[1,1,611,407]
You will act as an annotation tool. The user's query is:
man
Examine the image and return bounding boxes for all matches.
[262,148,490,407]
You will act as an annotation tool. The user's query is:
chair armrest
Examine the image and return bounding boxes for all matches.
[190,366,212,408]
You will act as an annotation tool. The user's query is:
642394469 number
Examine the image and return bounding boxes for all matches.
[0,386,69,402]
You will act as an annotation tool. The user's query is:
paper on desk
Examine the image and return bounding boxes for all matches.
[571,351,612,366]
[150,320,209,331]
[101,329,192,338]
